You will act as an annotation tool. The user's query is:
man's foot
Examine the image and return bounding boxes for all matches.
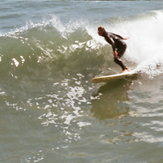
[121,67,129,73]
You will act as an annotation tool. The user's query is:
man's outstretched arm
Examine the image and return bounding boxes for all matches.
[112,33,128,40]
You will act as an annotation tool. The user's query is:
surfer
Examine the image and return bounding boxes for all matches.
[98,26,129,72]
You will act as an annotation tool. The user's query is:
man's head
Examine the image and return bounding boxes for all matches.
[98,26,106,36]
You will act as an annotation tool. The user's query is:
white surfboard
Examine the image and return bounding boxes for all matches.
[92,70,137,83]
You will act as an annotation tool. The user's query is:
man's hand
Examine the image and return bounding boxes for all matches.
[123,37,129,40]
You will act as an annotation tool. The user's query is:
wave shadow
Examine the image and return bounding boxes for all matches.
[91,79,132,120]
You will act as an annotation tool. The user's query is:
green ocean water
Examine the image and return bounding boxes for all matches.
[1,0,163,163]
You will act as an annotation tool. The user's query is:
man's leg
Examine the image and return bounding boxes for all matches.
[114,56,127,71]
[114,44,128,71]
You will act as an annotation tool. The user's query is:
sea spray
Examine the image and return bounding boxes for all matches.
[119,11,163,76]
[87,10,163,76]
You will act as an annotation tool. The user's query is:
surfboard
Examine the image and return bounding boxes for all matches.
[92,70,137,83]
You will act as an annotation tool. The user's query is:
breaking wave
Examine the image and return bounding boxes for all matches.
[1,10,163,82]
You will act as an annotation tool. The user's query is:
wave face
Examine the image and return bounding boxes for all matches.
[0,19,104,81]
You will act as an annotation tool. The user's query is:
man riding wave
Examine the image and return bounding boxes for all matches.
[98,27,129,72]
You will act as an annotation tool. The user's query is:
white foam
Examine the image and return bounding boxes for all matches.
[86,10,163,76]
[116,11,163,76]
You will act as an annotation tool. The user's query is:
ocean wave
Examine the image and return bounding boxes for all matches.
[1,10,163,80]
[0,16,105,81]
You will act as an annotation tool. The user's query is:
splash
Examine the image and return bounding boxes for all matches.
[117,11,163,76]
[87,10,163,77]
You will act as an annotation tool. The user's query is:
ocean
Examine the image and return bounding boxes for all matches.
[1,0,163,163]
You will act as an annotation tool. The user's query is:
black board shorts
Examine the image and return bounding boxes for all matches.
[117,43,127,58]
